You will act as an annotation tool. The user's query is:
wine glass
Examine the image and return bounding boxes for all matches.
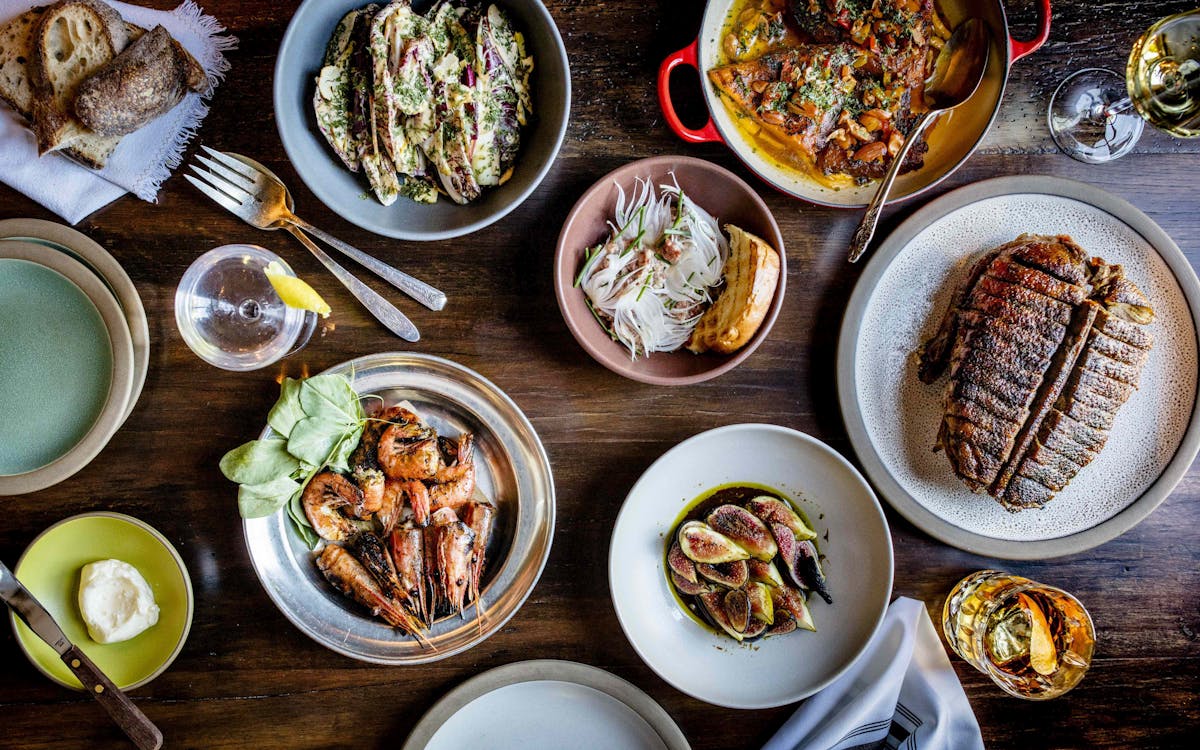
[175,244,316,371]
[1049,9,1200,163]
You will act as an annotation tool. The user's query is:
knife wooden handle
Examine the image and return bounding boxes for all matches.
[61,645,163,750]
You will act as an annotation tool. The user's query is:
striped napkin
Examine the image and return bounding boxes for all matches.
[762,597,984,750]
[0,0,236,223]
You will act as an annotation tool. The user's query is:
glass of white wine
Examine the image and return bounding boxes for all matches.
[175,244,317,371]
[1049,9,1200,163]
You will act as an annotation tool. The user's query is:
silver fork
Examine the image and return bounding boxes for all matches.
[189,147,446,312]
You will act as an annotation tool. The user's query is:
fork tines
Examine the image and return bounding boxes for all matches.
[186,147,267,217]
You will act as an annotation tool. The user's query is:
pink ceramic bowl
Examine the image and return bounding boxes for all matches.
[554,156,785,385]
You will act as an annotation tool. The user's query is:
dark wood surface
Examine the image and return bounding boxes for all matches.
[2,1,1198,748]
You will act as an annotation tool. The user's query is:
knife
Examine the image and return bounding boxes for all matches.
[0,560,163,750]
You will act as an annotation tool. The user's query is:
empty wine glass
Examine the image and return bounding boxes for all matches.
[175,244,316,371]
[1049,9,1200,163]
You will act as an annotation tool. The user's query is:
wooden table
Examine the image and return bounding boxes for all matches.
[2,1,1198,747]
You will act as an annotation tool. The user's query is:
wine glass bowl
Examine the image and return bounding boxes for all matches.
[175,244,316,372]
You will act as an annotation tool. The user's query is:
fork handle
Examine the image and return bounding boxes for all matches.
[288,217,447,311]
[284,225,420,342]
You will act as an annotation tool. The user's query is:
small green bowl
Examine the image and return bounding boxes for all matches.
[9,512,193,690]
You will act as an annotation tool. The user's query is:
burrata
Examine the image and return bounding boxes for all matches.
[77,559,160,644]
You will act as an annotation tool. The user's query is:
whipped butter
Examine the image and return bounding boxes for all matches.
[77,559,160,644]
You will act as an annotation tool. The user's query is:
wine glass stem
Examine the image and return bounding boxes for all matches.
[1098,96,1136,119]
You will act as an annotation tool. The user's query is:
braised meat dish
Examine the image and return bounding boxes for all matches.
[918,234,1155,511]
[708,0,947,184]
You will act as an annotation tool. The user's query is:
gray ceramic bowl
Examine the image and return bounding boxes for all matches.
[274,0,570,240]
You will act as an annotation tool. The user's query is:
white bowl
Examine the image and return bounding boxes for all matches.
[609,424,894,709]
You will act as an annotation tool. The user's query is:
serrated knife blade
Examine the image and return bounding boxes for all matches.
[0,559,70,655]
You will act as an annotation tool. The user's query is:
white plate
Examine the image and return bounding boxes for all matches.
[403,660,689,750]
[609,424,894,709]
[838,176,1200,559]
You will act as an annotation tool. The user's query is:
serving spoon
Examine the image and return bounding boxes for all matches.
[847,17,991,264]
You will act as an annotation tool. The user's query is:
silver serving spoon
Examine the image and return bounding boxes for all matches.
[847,18,991,264]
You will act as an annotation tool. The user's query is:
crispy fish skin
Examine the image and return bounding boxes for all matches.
[919,233,1155,510]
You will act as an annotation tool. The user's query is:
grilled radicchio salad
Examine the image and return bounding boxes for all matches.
[313,0,534,205]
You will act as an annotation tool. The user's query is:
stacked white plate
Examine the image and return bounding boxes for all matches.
[0,219,149,495]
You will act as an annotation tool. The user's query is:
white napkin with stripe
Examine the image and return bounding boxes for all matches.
[0,0,235,224]
[762,597,984,750]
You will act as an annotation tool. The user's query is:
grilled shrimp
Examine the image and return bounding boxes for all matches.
[378,418,441,481]
[430,511,476,617]
[389,526,430,626]
[302,472,364,541]
[350,466,385,518]
[316,545,430,647]
[433,434,474,483]
[460,501,495,626]
[428,459,476,514]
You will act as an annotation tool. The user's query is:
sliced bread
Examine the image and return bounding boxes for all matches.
[75,25,205,136]
[685,225,781,355]
[0,8,46,116]
[27,0,130,159]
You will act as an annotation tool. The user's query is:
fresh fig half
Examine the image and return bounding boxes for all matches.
[765,610,798,637]
[747,582,775,625]
[748,496,816,541]
[671,569,710,596]
[678,520,750,564]
[724,588,751,634]
[747,559,784,588]
[696,559,749,589]
[794,539,832,605]
[699,590,744,641]
[742,617,768,639]
[667,541,698,584]
[706,505,777,561]
[771,522,804,588]
[771,585,817,632]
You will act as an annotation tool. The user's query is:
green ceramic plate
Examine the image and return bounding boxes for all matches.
[10,513,194,690]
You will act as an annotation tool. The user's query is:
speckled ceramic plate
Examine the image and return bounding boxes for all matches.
[838,176,1200,559]
[402,660,690,750]
[243,353,554,663]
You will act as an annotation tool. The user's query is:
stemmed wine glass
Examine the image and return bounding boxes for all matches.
[1049,9,1200,163]
[175,244,316,371]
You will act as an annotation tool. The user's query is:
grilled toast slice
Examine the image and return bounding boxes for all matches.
[686,225,781,355]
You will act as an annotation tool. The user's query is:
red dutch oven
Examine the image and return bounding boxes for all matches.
[658,0,1052,207]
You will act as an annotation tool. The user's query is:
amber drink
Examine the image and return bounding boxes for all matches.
[942,571,1095,700]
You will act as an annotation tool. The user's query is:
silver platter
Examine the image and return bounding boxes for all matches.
[243,353,555,663]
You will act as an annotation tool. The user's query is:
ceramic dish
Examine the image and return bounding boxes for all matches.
[609,424,893,709]
[243,353,555,663]
[658,0,1050,207]
[0,242,134,495]
[554,156,786,385]
[838,175,1200,559]
[9,512,194,690]
[402,660,690,750]
[0,218,150,427]
[273,0,570,240]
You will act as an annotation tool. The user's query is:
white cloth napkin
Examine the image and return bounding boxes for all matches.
[763,597,984,750]
[0,0,235,223]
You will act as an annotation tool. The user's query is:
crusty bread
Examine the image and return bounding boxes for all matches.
[75,25,205,136]
[0,8,46,116]
[27,0,131,159]
[686,224,781,355]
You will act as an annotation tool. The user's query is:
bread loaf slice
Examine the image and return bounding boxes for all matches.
[27,0,131,160]
[75,25,205,136]
[0,8,46,116]
[686,225,781,355]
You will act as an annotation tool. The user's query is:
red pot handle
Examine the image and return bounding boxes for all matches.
[1009,0,1052,63]
[658,40,723,144]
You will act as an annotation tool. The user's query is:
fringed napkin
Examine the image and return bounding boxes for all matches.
[0,0,235,223]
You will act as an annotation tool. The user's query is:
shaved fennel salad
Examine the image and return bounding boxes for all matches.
[574,177,729,359]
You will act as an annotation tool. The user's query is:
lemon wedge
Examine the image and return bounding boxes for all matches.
[265,261,331,318]
[1019,593,1058,676]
